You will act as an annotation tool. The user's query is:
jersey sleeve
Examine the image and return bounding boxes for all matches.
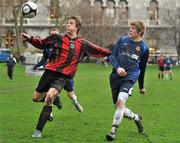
[29,34,61,50]
[82,39,111,58]
[108,37,122,70]
[138,45,149,89]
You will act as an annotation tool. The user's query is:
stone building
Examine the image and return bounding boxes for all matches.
[0,0,179,61]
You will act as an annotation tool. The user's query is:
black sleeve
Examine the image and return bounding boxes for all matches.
[138,48,149,89]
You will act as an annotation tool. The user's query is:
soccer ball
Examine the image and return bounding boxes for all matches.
[22,1,37,18]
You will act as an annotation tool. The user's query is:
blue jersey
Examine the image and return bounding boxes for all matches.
[164,58,173,67]
[109,36,149,89]
[35,48,53,68]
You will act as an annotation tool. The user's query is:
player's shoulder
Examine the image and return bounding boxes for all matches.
[117,35,129,42]
[46,34,62,42]
[141,40,149,51]
[79,38,90,45]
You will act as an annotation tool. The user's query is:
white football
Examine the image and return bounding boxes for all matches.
[22,1,37,18]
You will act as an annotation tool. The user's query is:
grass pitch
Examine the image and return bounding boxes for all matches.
[0,63,180,143]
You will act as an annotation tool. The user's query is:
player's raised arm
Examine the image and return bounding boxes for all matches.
[82,39,111,58]
[21,32,47,49]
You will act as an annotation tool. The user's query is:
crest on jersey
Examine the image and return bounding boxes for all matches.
[136,46,140,52]
[70,41,75,50]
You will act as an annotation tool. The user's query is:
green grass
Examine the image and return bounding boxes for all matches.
[0,63,180,143]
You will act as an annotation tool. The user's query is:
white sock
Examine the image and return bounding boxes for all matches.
[111,107,124,133]
[166,74,168,80]
[124,107,139,121]
[71,95,78,104]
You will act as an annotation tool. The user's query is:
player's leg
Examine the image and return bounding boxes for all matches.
[124,108,144,133]
[158,70,161,79]
[64,78,83,112]
[106,79,121,141]
[106,92,128,141]
[32,91,58,121]
[7,67,12,80]
[165,69,169,80]
[106,80,137,141]
[33,91,62,109]
[32,71,65,137]
[161,67,164,79]
[33,71,62,109]
[169,69,172,80]
[53,95,62,110]
[33,91,46,102]
[67,91,83,112]
[32,88,59,137]
[158,66,161,79]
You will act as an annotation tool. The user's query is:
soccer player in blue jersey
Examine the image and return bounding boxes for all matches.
[164,54,173,80]
[106,20,149,141]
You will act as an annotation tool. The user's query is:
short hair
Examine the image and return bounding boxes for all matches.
[67,16,82,34]
[130,20,145,37]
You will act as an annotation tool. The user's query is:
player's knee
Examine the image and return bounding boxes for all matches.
[45,92,54,103]
[45,96,53,103]
[32,98,38,102]
[116,92,129,108]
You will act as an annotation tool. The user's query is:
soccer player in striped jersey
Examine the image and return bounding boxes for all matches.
[106,20,149,141]
[32,28,82,121]
[157,55,165,79]
[21,16,111,138]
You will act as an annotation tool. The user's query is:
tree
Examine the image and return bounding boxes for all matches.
[54,0,80,31]
[161,1,180,60]
[76,0,128,47]
[12,0,39,57]
[12,0,24,56]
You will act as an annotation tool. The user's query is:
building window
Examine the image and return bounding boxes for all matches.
[6,30,14,48]
[104,0,115,18]
[93,0,103,19]
[78,0,91,19]
[148,0,158,22]
[50,0,60,19]
[119,0,128,19]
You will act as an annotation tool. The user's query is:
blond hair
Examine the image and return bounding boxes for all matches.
[130,20,145,37]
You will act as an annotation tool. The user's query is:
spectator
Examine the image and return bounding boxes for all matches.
[6,54,16,81]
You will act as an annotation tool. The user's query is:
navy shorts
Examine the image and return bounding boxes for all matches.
[165,66,171,71]
[36,70,69,93]
[64,79,74,92]
[110,78,134,104]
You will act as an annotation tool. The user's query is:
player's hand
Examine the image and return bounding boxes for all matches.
[32,65,37,71]
[117,67,127,77]
[21,33,31,42]
[105,43,114,51]
[139,88,146,95]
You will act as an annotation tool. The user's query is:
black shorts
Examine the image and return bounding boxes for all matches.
[110,78,134,104]
[64,79,74,92]
[159,66,164,71]
[165,66,171,71]
[36,70,69,93]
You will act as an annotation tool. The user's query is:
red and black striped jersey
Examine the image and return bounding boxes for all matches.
[157,58,165,67]
[29,34,111,78]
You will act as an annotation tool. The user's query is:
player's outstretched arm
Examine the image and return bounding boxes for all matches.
[21,33,31,42]
[21,32,46,49]
[82,39,111,58]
